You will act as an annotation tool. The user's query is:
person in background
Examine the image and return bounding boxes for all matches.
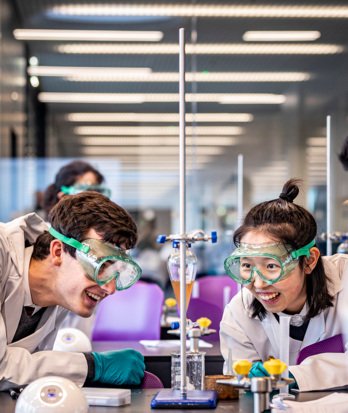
[0,192,144,390]
[220,179,348,392]
[42,160,112,336]
[42,160,110,218]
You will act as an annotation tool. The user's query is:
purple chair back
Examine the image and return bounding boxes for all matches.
[194,275,239,312]
[186,297,222,342]
[141,371,164,389]
[92,281,164,341]
[296,334,345,364]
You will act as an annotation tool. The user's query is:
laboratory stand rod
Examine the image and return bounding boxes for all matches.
[179,27,187,396]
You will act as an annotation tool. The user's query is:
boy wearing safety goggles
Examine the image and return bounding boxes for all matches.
[220,179,348,391]
[0,192,144,391]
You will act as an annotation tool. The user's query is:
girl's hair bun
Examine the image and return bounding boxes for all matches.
[278,179,300,203]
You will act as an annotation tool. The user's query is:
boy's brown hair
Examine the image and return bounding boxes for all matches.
[33,192,137,259]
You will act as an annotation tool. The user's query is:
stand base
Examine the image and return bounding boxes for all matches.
[151,389,218,409]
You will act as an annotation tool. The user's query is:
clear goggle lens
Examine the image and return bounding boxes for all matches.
[95,256,141,290]
[77,240,141,290]
[48,228,142,290]
[224,255,294,285]
[224,240,315,285]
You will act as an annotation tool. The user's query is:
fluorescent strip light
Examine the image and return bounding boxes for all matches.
[79,155,212,162]
[307,137,326,146]
[13,29,163,42]
[45,70,309,82]
[220,94,285,104]
[66,113,254,122]
[115,156,212,163]
[308,166,326,171]
[39,92,285,105]
[39,93,146,103]
[80,146,223,155]
[120,164,203,170]
[83,155,211,162]
[50,4,348,19]
[80,137,238,145]
[74,126,243,135]
[28,66,152,78]
[307,156,326,163]
[243,31,321,42]
[306,148,327,156]
[56,43,343,55]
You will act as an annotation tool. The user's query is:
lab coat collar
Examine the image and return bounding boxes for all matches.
[2,213,48,275]
[8,306,59,352]
[322,255,343,297]
[260,310,326,363]
[23,246,42,315]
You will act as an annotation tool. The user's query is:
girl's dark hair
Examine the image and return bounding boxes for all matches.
[338,136,348,171]
[233,178,333,320]
[42,160,104,216]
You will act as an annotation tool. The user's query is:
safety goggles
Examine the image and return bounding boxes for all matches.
[60,184,111,198]
[49,227,141,289]
[224,239,315,285]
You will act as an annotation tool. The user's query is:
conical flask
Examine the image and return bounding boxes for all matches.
[167,241,197,312]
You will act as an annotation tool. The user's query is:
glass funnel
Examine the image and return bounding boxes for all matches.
[167,241,198,312]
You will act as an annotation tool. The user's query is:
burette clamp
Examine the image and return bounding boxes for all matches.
[157,230,217,245]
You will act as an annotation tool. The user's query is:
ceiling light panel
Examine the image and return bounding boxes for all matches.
[307,137,326,146]
[13,29,163,41]
[80,146,223,155]
[74,126,244,135]
[28,66,152,78]
[56,43,343,55]
[66,113,254,122]
[39,92,286,105]
[51,4,348,18]
[31,67,310,82]
[80,137,238,145]
[243,31,321,42]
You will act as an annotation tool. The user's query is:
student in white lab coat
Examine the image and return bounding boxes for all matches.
[42,160,111,338]
[0,192,144,391]
[220,178,348,391]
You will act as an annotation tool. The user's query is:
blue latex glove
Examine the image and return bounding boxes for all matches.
[248,361,270,378]
[92,349,145,386]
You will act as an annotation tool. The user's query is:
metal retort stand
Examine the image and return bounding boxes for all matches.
[151,28,218,409]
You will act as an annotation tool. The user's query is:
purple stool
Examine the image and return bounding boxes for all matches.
[193,275,239,312]
[141,371,164,389]
[296,334,345,364]
[187,297,222,342]
[92,281,164,341]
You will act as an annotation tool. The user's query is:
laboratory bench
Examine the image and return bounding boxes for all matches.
[1,388,344,413]
[92,340,224,388]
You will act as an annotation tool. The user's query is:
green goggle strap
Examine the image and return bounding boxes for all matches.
[290,239,316,259]
[48,227,90,254]
[60,186,74,195]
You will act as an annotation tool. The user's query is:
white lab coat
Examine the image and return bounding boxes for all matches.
[220,254,348,391]
[0,213,87,390]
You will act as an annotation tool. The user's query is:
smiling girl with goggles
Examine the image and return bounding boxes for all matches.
[224,239,315,285]
[49,227,141,290]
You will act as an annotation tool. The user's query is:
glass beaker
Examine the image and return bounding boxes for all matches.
[171,352,205,391]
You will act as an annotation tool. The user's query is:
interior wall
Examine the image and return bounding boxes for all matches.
[0,0,26,157]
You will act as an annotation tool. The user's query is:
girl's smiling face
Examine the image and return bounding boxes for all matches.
[241,230,310,314]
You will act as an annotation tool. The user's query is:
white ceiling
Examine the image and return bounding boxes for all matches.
[10,1,348,210]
